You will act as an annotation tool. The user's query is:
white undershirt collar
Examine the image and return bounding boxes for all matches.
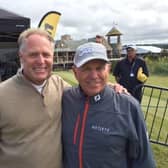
[31,80,47,94]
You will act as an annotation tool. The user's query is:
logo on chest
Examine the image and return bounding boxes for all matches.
[91,125,110,134]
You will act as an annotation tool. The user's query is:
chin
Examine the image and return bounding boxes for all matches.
[32,76,46,84]
[36,73,48,79]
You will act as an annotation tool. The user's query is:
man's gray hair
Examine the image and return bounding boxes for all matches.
[18,28,55,52]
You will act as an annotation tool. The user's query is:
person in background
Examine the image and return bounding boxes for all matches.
[113,45,149,102]
[62,42,156,168]
[0,28,127,168]
[95,35,103,44]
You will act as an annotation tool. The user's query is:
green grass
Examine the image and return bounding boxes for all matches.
[54,70,168,168]
[142,95,168,143]
[108,74,168,88]
[54,70,77,86]
[146,75,168,88]
[55,70,168,88]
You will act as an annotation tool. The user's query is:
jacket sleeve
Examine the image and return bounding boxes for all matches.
[127,102,156,168]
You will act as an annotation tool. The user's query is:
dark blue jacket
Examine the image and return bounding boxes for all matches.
[113,57,149,102]
[62,85,156,168]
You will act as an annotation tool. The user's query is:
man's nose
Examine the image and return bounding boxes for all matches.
[37,55,45,63]
[90,70,98,78]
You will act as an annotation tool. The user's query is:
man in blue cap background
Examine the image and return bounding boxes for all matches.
[113,45,149,102]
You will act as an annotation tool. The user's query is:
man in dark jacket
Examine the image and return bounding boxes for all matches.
[62,42,156,168]
[113,45,149,102]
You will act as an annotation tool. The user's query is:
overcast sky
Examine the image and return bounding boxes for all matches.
[1,0,168,44]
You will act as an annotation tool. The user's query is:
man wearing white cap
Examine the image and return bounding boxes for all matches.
[113,45,149,102]
[62,42,156,168]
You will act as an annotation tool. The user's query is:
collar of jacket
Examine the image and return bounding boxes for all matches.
[16,68,50,95]
[77,85,109,104]
[16,68,34,86]
[16,68,50,87]
[126,56,137,65]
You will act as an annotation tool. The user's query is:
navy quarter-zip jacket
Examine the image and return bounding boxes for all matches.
[62,85,156,168]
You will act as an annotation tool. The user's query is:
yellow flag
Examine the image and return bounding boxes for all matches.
[38,11,61,39]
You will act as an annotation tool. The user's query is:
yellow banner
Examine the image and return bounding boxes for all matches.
[38,11,61,39]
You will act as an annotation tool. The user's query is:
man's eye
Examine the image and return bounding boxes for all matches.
[43,53,51,58]
[81,67,90,72]
[43,54,51,58]
[97,66,105,71]
[29,53,37,58]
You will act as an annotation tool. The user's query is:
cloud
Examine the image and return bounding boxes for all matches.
[1,0,168,44]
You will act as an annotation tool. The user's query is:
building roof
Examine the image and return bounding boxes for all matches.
[55,39,88,51]
[55,38,112,52]
[122,45,162,55]
[88,36,112,50]
[106,26,122,36]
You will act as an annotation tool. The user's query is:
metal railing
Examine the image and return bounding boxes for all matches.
[141,84,168,147]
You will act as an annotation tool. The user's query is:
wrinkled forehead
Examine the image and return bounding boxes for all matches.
[19,34,54,52]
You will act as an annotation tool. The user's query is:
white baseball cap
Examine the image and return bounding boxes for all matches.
[126,45,137,51]
[74,42,109,67]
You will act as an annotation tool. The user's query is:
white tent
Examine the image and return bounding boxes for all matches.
[122,45,162,55]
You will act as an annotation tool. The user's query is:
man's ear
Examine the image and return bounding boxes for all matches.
[107,63,111,73]
[18,51,24,67]
[18,51,22,61]
[18,51,22,59]
[72,65,78,80]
